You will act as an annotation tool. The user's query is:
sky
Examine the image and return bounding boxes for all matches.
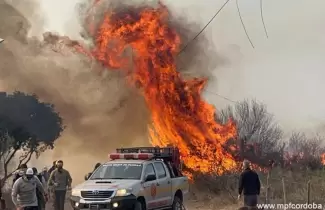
[6,0,325,133]
[165,0,325,133]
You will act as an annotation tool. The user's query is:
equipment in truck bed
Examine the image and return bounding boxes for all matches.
[114,146,183,177]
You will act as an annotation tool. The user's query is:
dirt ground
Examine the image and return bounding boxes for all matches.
[61,197,240,210]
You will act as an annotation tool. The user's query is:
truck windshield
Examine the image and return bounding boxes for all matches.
[90,163,143,180]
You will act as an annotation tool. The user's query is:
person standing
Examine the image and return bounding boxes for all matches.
[47,161,57,206]
[48,160,72,210]
[48,161,57,176]
[12,164,28,185]
[32,167,47,210]
[238,160,261,209]
[40,167,49,183]
[11,168,46,210]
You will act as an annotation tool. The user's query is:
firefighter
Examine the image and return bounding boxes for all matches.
[238,160,261,209]
[11,168,46,210]
[48,160,72,210]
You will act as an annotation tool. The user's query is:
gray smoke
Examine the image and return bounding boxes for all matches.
[0,0,219,183]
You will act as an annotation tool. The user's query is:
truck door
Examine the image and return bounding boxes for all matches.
[142,163,159,210]
[153,162,173,207]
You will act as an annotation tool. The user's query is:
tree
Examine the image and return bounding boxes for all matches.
[0,91,64,188]
[285,132,325,170]
[216,99,284,166]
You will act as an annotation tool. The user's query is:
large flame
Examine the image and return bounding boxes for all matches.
[76,2,237,174]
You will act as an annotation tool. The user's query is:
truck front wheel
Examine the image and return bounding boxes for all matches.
[134,200,144,210]
[171,196,183,210]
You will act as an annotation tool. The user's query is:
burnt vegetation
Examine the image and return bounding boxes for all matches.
[0,91,64,189]
[189,99,325,207]
[215,99,325,171]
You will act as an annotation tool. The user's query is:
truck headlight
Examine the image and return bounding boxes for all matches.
[71,189,82,197]
[115,188,132,196]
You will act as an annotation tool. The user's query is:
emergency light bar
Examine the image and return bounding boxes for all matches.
[109,153,154,160]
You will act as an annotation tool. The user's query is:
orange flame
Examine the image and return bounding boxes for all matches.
[321,154,325,165]
[77,2,237,174]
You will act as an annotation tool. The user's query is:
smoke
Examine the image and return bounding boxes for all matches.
[0,0,151,183]
[0,0,218,183]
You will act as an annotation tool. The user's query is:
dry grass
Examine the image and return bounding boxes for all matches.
[2,168,325,210]
[188,167,325,209]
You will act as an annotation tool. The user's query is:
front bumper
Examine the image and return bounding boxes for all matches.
[70,195,137,210]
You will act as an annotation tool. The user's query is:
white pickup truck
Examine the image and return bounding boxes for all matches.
[70,147,189,210]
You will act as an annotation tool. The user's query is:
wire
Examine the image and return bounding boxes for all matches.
[260,0,269,38]
[178,0,231,55]
[204,90,237,103]
[203,89,275,116]
[236,0,255,48]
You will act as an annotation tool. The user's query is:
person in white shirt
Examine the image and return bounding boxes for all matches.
[11,168,46,210]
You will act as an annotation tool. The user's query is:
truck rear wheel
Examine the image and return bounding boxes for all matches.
[171,196,183,210]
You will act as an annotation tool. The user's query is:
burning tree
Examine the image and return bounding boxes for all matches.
[285,132,325,170]
[216,99,284,166]
[0,91,63,189]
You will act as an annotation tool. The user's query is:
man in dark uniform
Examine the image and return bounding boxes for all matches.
[238,160,261,209]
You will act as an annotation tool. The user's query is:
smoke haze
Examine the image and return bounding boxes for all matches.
[0,0,217,183]
[0,0,151,183]
[1,0,325,182]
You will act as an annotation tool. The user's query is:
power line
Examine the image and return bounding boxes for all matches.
[204,89,237,103]
[260,0,269,38]
[236,0,255,48]
[178,0,231,55]
[203,89,275,117]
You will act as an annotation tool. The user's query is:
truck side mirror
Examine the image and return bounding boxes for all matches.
[84,173,91,180]
[144,174,156,182]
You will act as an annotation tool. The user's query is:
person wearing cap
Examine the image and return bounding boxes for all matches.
[11,168,46,210]
[238,160,261,208]
[48,160,72,210]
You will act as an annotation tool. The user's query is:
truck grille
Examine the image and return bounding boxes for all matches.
[84,203,110,209]
[81,190,114,199]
